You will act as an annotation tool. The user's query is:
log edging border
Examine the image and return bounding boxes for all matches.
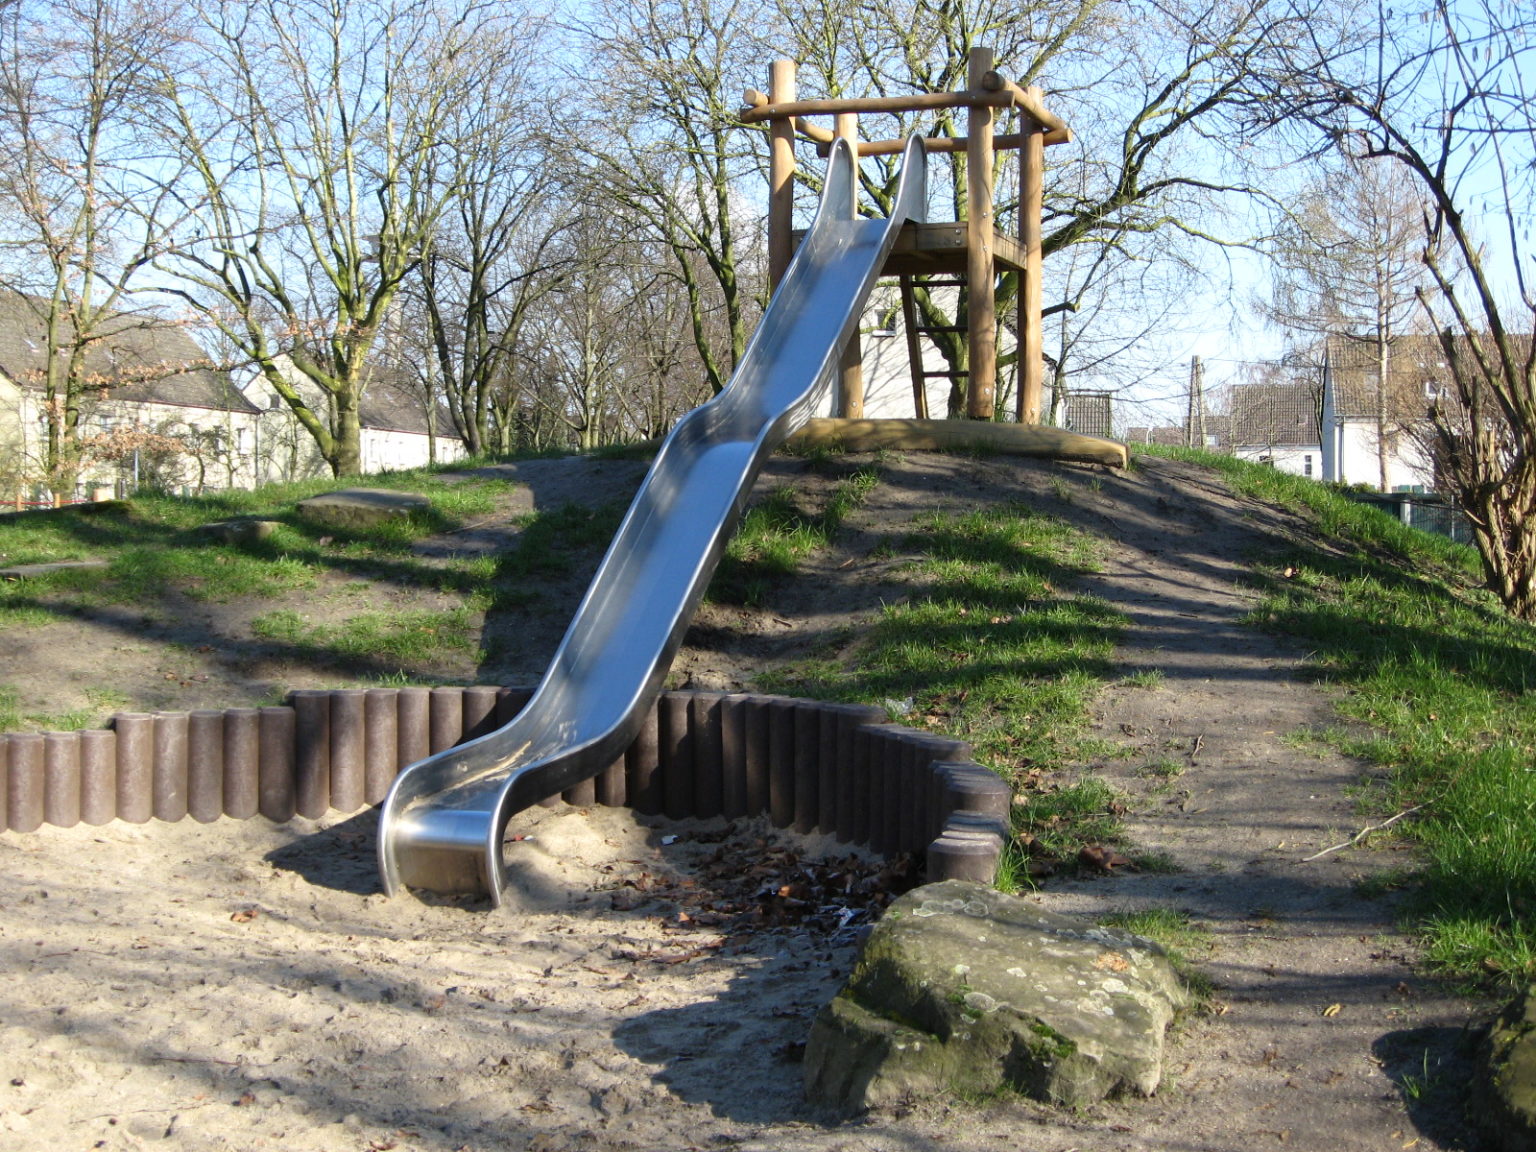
[0,687,1011,885]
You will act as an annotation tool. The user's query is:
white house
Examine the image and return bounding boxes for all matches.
[1217,378,1325,479]
[0,291,262,503]
[1320,336,1437,491]
[245,360,468,484]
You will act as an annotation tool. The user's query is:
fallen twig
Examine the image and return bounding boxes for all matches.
[1299,805,1425,862]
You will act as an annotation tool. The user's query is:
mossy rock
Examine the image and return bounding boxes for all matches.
[803,880,1189,1116]
[1476,984,1536,1151]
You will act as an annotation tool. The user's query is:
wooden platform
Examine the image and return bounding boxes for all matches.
[785,418,1128,467]
[791,221,1027,276]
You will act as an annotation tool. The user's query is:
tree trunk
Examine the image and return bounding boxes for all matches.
[1376,333,1390,492]
[332,395,363,477]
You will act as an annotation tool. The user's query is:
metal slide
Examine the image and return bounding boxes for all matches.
[379,137,928,906]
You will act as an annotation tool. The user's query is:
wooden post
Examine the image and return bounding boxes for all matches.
[965,47,997,420]
[835,110,865,418]
[768,60,796,292]
[1017,97,1045,426]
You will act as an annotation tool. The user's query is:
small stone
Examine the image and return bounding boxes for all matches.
[195,518,281,546]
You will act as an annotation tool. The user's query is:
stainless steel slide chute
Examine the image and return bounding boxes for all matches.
[378,137,928,905]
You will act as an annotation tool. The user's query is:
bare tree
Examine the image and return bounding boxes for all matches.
[1271,0,1536,617]
[0,0,192,498]
[155,0,496,477]
[572,0,768,397]
[1261,159,1429,489]
[397,16,575,458]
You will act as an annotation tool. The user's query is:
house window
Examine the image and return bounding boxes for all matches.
[1304,454,1313,477]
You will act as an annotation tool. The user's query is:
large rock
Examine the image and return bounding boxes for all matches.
[803,880,1189,1115]
[1476,985,1536,1151]
[296,489,431,532]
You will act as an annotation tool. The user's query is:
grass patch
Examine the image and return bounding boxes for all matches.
[1145,447,1536,986]
[710,466,879,606]
[252,605,480,676]
[1121,668,1165,689]
[763,503,1120,774]
[763,501,1127,874]
[0,685,132,733]
[1137,755,1185,780]
[1011,776,1122,857]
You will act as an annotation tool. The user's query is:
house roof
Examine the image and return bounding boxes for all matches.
[0,291,257,414]
[358,367,451,437]
[1223,379,1320,448]
[1124,425,1186,446]
[1325,332,1534,425]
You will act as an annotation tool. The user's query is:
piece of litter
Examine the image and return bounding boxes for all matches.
[661,835,680,846]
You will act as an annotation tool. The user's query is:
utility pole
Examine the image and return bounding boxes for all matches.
[1185,356,1206,448]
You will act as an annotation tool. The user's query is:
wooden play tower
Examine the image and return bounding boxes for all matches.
[740,47,1070,425]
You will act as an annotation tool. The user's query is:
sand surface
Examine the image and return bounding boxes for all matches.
[0,451,1490,1150]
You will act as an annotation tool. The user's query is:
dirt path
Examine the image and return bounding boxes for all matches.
[0,452,1487,1151]
[1003,457,1482,1150]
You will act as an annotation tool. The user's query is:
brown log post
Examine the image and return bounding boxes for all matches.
[719,694,749,819]
[187,710,225,823]
[463,685,501,741]
[792,700,820,834]
[742,695,771,816]
[835,110,865,419]
[43,731,81,829]
[0,738,10,831]
[1017,94,1045,426]
[152,712,190,823]
[363,689,399,806]
[115,713,154,824]
[768,59,797,292]
[79,728,116,825]
[767,697,797,829]
[597,749,627,808]
[428,686,464,755]
[690,692,724,819]
[257,706,296,823]
[329,689,367,813]
[223,708,260,819]
[290,691,330,819]
[659,691,693,820]
[8,734,43,833]
[817,705,839,834]
[626,702,662,816]
[397,687,430,767]
[966,46,997,420]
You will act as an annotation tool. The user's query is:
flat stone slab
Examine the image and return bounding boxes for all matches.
[803,879,1189,1115]
[296,489,431,532]
[0,560,110,580]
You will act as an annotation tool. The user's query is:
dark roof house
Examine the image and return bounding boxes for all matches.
[1223,379,1321,451]
[0,290,256,416]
